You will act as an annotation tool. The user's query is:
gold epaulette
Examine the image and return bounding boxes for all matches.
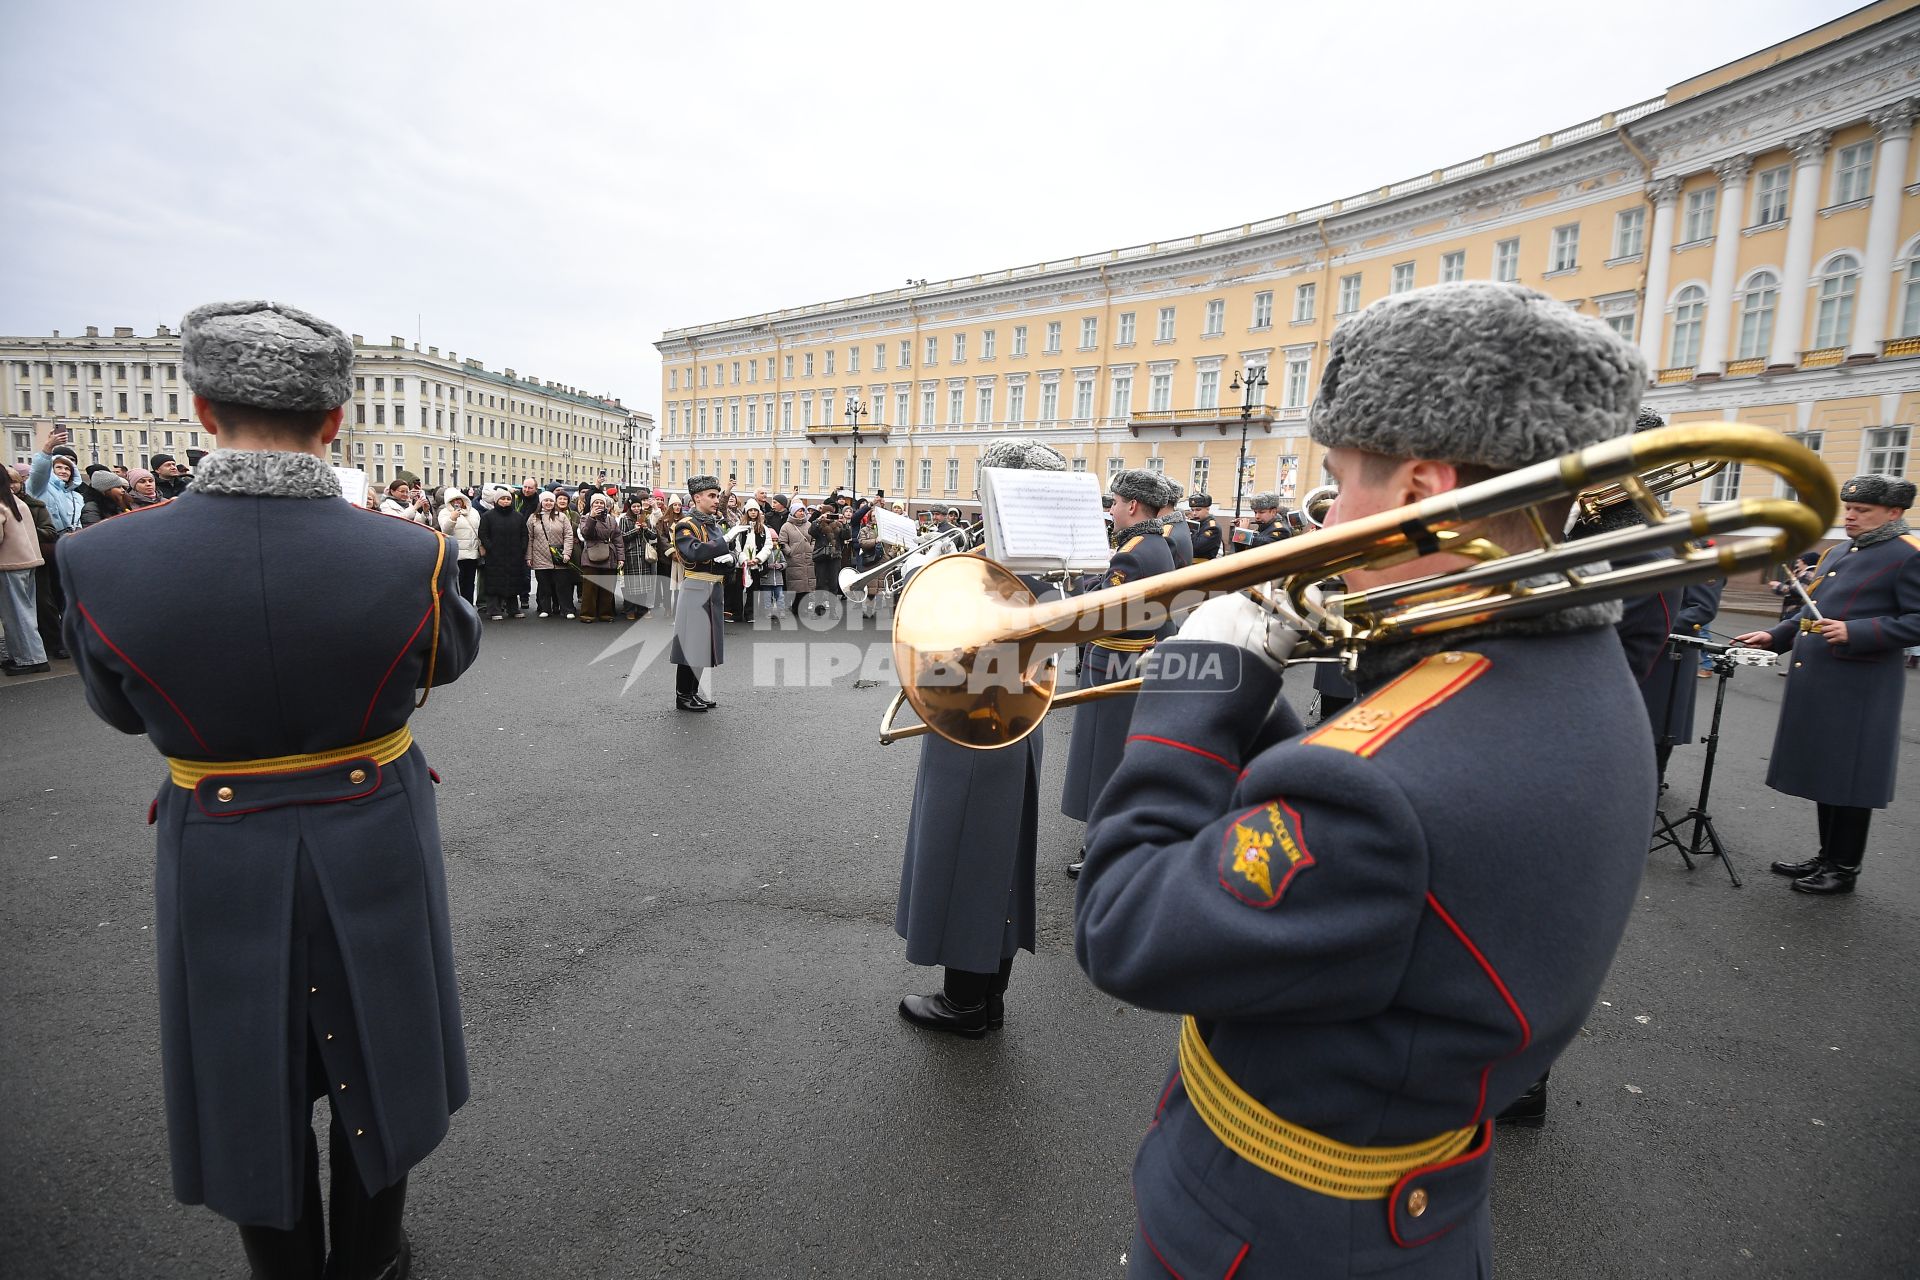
[1304,651,1489,759]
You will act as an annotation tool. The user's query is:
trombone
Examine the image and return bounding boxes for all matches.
[881,423,1835,749]
[839,520,982,596]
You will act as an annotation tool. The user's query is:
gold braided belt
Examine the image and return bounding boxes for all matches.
[1091,635,1156,653]
[1176,1015,1476,1201]
[164,726,415,790]
[683,569,724,583]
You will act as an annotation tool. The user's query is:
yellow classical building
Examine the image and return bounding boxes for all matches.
[657,1,1920,517]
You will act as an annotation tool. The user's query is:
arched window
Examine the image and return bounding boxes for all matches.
[1736,271,1779,361]
[1669,285,1707,368]
[1814,254,1860,349]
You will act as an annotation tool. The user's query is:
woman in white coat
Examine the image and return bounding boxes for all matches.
[437,488,483,603]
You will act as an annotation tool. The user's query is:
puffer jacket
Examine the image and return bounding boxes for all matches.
[438,501,482,561]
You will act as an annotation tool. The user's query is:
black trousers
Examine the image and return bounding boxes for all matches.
[1816,803,1872,871]
[676,663,702,697]
[456,559,478,604]
[942,955,1016,1007]
[533,568,566,615]
[235,1100,407,1280]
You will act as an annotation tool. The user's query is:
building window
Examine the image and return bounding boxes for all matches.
[1191,457,1209,493]
[782,356,793,379]
[1110,375,1132,420]
[1736,272,1778,361]
[1814,255,1860,348]
[951,333,966,363]
[803,353,815,377]
[1612,208,1645,258]
[919,458,932,490]
[1549,225,1580,272]
[1682,188,1717,243]
[1288,287,1310,325]
[1253,290,1275,328]
[1863,425,1908,476]
[981,330,995,360]
[1605,312,1635,343]
[874,344,886,372]
[899,341,912,368]
[978,385,994,423]
[732,361,742,383]
[747,402,757,432]
[1071,458,1088,472]
[1703,462,1743,503]
[1669,285,1706,366]
[1157,307,1176,342]
[1117,312,1136,345]
[1074,376,1094,420]
[1080,317,1098,348]
[1753,166,1790,226]
[1196,369,1219,410]
[394,405,405,426]
[1283,357,1311,409]
[1390,262,1415,294]
[1440,251,1465,283]
[896,391,910,424]
[1149,372,1172,412]
[921,388,936,424]
[800,459,810,489]
[1833,141,1874,205]
[1494,239,1519,283]
[847,348,858,375]
[374,404,386,425]
[1777,431,1823,500]
[893,458,905,491]
[1044,322,1062,355]
[1008,384,1025,423]
[1337,274,1362,314]
[1107,456,1125,481]
[948,388,964,424]
[1012,326,1028,357]
[925,336,939,366]
[1039,381,1059,422]
[1901,257,1920,337]
[946,458,959,492]
[1203,300,1225,336]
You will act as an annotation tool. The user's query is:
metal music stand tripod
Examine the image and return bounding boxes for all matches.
[1648,635,1742,886]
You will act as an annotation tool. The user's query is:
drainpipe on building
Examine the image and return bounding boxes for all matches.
[1097,262,1113,481]
[1616,123,1659,379]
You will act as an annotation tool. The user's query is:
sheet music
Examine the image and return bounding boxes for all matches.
[873,507,918,547]
[334,466,369,508]
[980,468,1110,572]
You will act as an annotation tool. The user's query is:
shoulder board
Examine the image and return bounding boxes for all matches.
[1304,651,1490,758]
[1901,533,1920,553]
[1118,535,1144,554]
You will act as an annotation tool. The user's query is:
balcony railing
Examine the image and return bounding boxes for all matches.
[1800,347,1845,368]
[803,423,892,442]
[1883,336,1920,359]
[1723,358,1765,377]
[1655,366,1695,385]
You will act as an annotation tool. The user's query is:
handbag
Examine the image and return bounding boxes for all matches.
[583,539,612,567]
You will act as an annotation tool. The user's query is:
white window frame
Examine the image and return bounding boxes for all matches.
[952,333,966,363]
[1549,224,1580,273]
[1493,239,1519,283]
[1390,262,1414,294]
[981,330,996,360]
[1045,321,1062,355]
[1863,425,1908,476]
[1814,254,1860,349]
[1753,166,1790,226]
[1148,371,1172,412]
[1117,312,1136,345]
[1735,271,1779,361]
[1682,187,1717,244]
[1073,375,1094,420]
[1612,208,1645,259]
[1080,316,1098,349]
[1156,307,1176,342]
[1833,141,1874,205]
[1439,251,1465,283]
[1668,285,1707,367]
[1283,356,1311,409]
[1012,326,1028,357]
[1203,299,1225,336]
[1337,274,1362,314]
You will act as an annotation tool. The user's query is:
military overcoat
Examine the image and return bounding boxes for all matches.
[57,465,481,1229]
[1631,578,1722,748]
[670,512,729,669]
[1076,627,1653,1277]
[1763,531,1920,807]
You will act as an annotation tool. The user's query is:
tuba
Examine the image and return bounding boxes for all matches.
[881,423,1834,749]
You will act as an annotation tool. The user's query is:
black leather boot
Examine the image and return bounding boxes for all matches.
[1792,866,1858,895]
[675,693,709,712]
[1770,854,1826,878]
[898,992,996,1038]
[1495,1076,1548,1128]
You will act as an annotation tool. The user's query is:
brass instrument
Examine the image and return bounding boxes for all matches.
[1296,485,1338,530]
[838,520,982,596]
[881,424,1835,749]
[1573,458,1727,524]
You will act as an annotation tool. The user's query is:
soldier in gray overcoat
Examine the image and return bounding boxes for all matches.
[57,301,482,1279]
[1736,473,1920,895]
[894,439,1066,1036]
[669,475,732,711]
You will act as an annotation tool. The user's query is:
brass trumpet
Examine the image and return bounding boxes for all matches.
[839,520,982,596]
[881,423,1835,750]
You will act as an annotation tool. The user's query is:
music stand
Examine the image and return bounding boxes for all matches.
[1648,635,1742,886]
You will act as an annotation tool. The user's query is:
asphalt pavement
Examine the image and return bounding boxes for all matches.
[2,604,1917,1279]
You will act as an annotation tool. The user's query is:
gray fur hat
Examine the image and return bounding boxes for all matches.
[686,474,721,495]
[1188,492,1213,508]
[980,438,1067,472]
[181,301,355,411]
[1310,282,1646,469]
[1156,476,1184,509]
[1635,406,1666,432]
[1250,491,1281,512]
[1840,474,1916,510]
[1109,468,1164,506]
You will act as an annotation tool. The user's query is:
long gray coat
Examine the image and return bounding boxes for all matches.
[57,473,481,1229]
[1764,531,1920,807]
[1638,577,1722,746]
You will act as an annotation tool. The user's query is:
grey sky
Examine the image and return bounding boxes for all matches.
[1,0,1847,412]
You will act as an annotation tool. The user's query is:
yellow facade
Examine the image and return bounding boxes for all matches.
[657,2,1920,516]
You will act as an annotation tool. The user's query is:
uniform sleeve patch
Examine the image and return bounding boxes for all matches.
[1218,799,1315,908]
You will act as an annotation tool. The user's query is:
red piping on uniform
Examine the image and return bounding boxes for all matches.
[360,603,434,737]
[1155,1070,1183,1120]
[77,602,210,753]
[1137,1221,1185,1279]
[1637,595,1672,684]
[1222,1242,1251,1278]
[1387,1122,1493,1249]
[1128,734,1237,774]
[1425,893,1532,1125]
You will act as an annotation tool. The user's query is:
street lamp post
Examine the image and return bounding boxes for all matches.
[1227,365,1268,523]
[844,395,867,496]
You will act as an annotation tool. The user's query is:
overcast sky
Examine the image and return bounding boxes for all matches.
[1,0,1847,411]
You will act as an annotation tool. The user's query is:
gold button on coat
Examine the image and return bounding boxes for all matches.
[348,768,368,785]
[216,786,235,803]
[1408,1187,1429,1217]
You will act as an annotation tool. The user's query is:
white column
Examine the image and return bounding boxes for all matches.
[1638,178,1683,372]
[1767,129,1832,369]
[1849,101,1917,359]
[1695,155,1752,377]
